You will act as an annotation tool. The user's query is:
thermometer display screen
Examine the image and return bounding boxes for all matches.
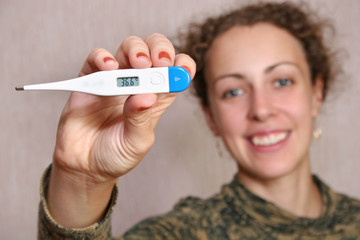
[117,77,139,87]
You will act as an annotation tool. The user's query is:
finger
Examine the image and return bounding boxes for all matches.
[115,36,152,69]
[174,53,197,79]
[145,33,175,67]
[122,94,158,152]
[79,48,119,76]
[71,49,123,115]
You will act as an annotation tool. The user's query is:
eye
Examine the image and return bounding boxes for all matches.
[223,89,244,98]
[274,78,293,88]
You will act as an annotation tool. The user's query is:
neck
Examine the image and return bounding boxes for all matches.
[237,161,323,218]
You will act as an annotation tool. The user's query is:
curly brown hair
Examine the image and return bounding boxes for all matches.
[178,1,339,107]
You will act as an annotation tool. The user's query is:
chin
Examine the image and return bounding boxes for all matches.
[238,157,305,182]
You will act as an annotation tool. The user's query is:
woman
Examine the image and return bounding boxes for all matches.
[38,1,360,239]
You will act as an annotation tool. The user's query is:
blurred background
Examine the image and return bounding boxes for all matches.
[1,0,359,239]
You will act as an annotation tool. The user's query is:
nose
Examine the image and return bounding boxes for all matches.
[248,89,275,122]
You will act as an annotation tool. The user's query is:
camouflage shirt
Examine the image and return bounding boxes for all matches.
[38,166,360,239]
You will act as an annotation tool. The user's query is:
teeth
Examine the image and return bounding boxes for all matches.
[251,132,287,146]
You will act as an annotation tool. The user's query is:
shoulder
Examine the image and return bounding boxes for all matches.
[122,192,233,239]
[333,191,360,215]
[315,175,360,220]
[329,190,360,232]
[316,175,360,226]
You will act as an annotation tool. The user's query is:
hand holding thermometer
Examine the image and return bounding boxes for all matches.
[15,67,191,96]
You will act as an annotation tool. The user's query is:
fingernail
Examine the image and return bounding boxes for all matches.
[138,106,151,111]
[136,52,149,59]
[181,65,191,76]
[158,51,171,62]
[103,57,116,63]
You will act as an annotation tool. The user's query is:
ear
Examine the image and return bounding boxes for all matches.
[312,76,324,117]
[202,106,220,136]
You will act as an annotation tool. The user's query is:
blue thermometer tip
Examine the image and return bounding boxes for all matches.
[168,67,191,93]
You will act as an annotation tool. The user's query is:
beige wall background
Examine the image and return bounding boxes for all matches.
[1,0,359,239]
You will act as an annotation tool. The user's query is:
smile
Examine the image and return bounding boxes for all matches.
[250,131,289,146]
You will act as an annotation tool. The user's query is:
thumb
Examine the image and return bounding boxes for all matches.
[123,94,158,153]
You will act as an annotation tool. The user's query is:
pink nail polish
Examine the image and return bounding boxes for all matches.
[136,52,149,59]
[103,57,116,63]
[158,51,171,61]
[138,106,151,111]
[181,65,191,76]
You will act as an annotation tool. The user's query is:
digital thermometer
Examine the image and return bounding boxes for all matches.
[15,67,191,96]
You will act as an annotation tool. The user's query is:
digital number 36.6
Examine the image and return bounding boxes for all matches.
[117,77,139,87]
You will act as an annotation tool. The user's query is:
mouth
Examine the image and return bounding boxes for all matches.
[249,131,290,147]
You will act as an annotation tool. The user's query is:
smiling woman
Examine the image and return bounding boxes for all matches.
[199,23,324,216]
[38,1,360,239]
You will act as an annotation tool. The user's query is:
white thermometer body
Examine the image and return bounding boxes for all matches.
[15,67,191,96]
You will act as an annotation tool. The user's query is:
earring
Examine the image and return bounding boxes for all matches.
[313,119,322,139]
[313,127,322,139]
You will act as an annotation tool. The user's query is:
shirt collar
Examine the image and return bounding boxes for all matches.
[221,175,338,234]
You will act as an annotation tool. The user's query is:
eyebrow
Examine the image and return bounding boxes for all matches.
[212,61,303,83]
[265,61,302,74]
[213,73,245,82]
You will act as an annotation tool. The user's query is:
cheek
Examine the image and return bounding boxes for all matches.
[277,91,314,127]
[212,102,248,135]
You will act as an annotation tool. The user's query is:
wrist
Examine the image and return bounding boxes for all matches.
[47,162,117,228]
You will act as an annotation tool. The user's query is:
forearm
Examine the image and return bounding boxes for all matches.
[47,163,117,228]
[39,165,183,240]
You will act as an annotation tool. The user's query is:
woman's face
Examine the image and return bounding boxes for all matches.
[204,23,323,181]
